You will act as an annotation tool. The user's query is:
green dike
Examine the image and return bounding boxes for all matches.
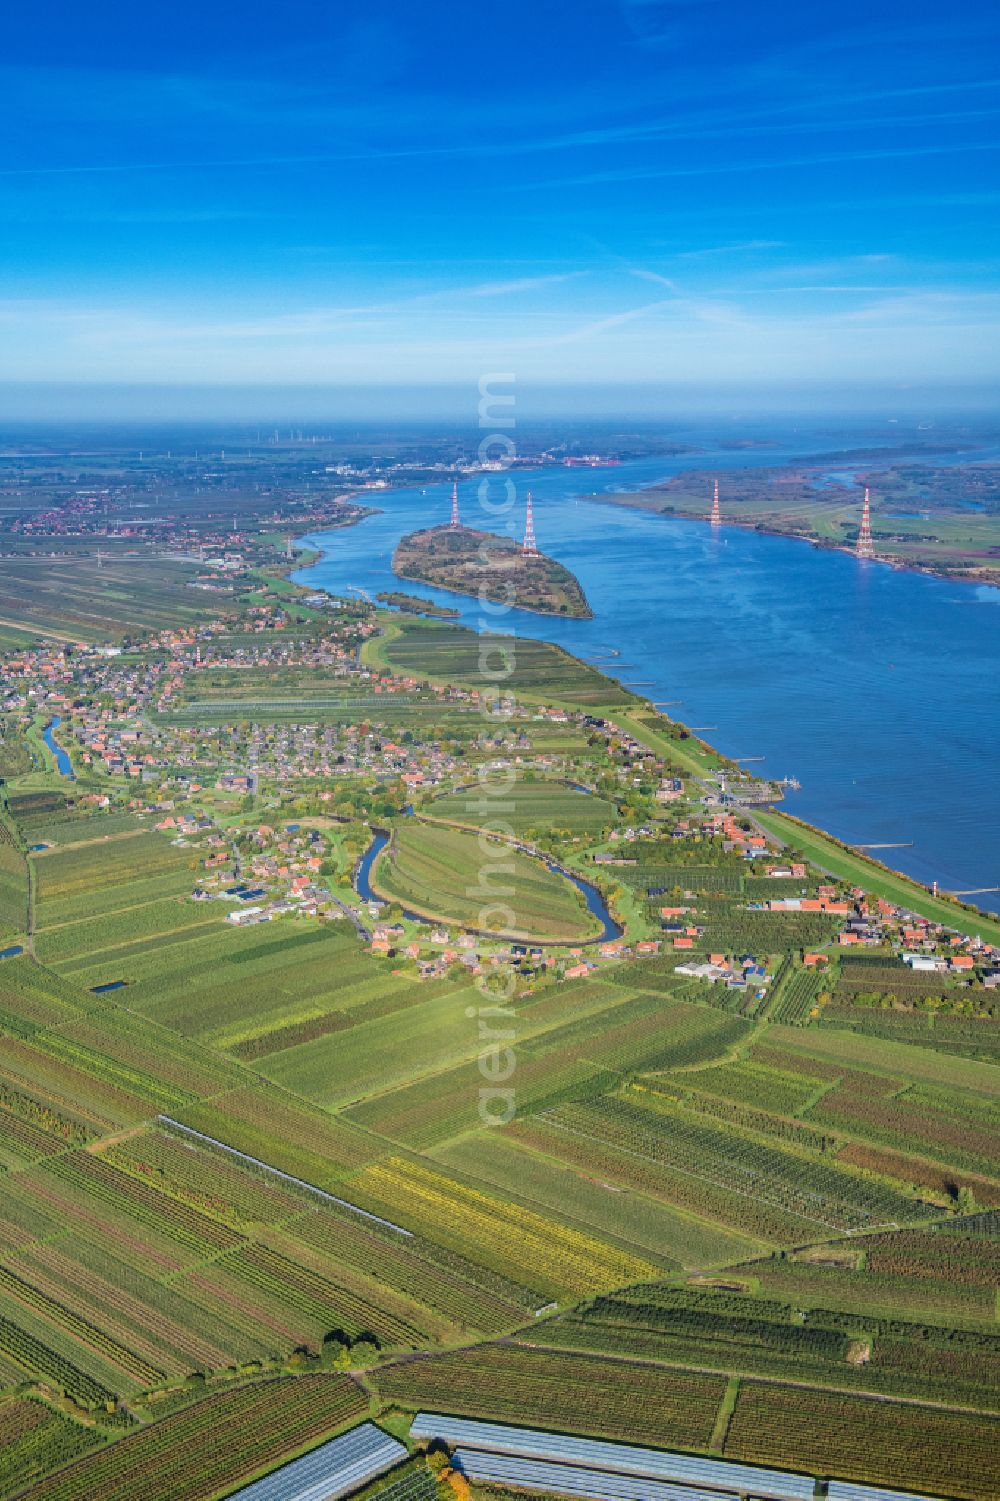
[359,615,403,670]
[606,708,725,775]
[755,809,1000,946]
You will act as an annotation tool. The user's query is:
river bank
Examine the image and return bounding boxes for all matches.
[598,461,1000,589]
[295,446,1000,917]
[606,497,1000,589]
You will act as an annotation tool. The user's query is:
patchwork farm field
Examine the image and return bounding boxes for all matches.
[744,1237,1000,1327]
[256,981,491,1106]
[509,1089,931,1247]
[820,999,1000,1062]
[84,921,364,1031]
[160,679,477,729]
[537,1266,1000,1408]
[0,1396,100,1495]
[724,1381,1000,1500]
[31,832,214,970]
[17,1375,370,1501]
[374,1344,728,1451]
[0,824,27,939]
[344,1047,612,1148]
[431,1132,758,1268]
[0,551,219,643]
[2,792,998,1501]
[344,1155,659,1301]
[1,597,999,1501]
[341,986,745,1146]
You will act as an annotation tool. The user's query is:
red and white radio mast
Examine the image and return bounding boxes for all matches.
[857,487,874,559]
[449,481,460,528]
[710,478,721,527]
[522,491,539,556]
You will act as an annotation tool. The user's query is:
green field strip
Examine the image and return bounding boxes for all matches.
[432,1129,761,1270]
[710,1374,741,1452]
[769,1024,1000,1098]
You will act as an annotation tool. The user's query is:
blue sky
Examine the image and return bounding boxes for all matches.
[2,0,999,405]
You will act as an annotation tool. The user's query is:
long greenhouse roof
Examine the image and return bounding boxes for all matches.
[226,1421,407,1501]
[453,1448,738,1501]
[827,1483,943,1501]
[408,1414,815,1501]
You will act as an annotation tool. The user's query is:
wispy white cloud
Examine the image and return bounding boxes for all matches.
[1,54,1000,183]
[675,240,786,258]
[465,273,588,297]
[528,137,1000,190]
[542,296,677,345]
[0,272,592,349]
[629,268,677,289]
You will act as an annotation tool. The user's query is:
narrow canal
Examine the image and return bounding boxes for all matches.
[42,716,75,779]
[354,824,621,943]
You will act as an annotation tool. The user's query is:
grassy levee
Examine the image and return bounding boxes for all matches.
[606,708,726,776]
[359,615,404,671]
[755,809,1000,945]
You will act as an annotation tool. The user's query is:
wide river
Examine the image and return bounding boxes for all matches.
[298,435,1000,917]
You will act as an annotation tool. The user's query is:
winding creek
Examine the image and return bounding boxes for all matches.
[42,716,74,779]
[353,815,621,944]
[300,426,1000,917]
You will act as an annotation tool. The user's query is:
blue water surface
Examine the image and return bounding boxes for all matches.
[42,716,75,779]
[299,438,1000,916]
